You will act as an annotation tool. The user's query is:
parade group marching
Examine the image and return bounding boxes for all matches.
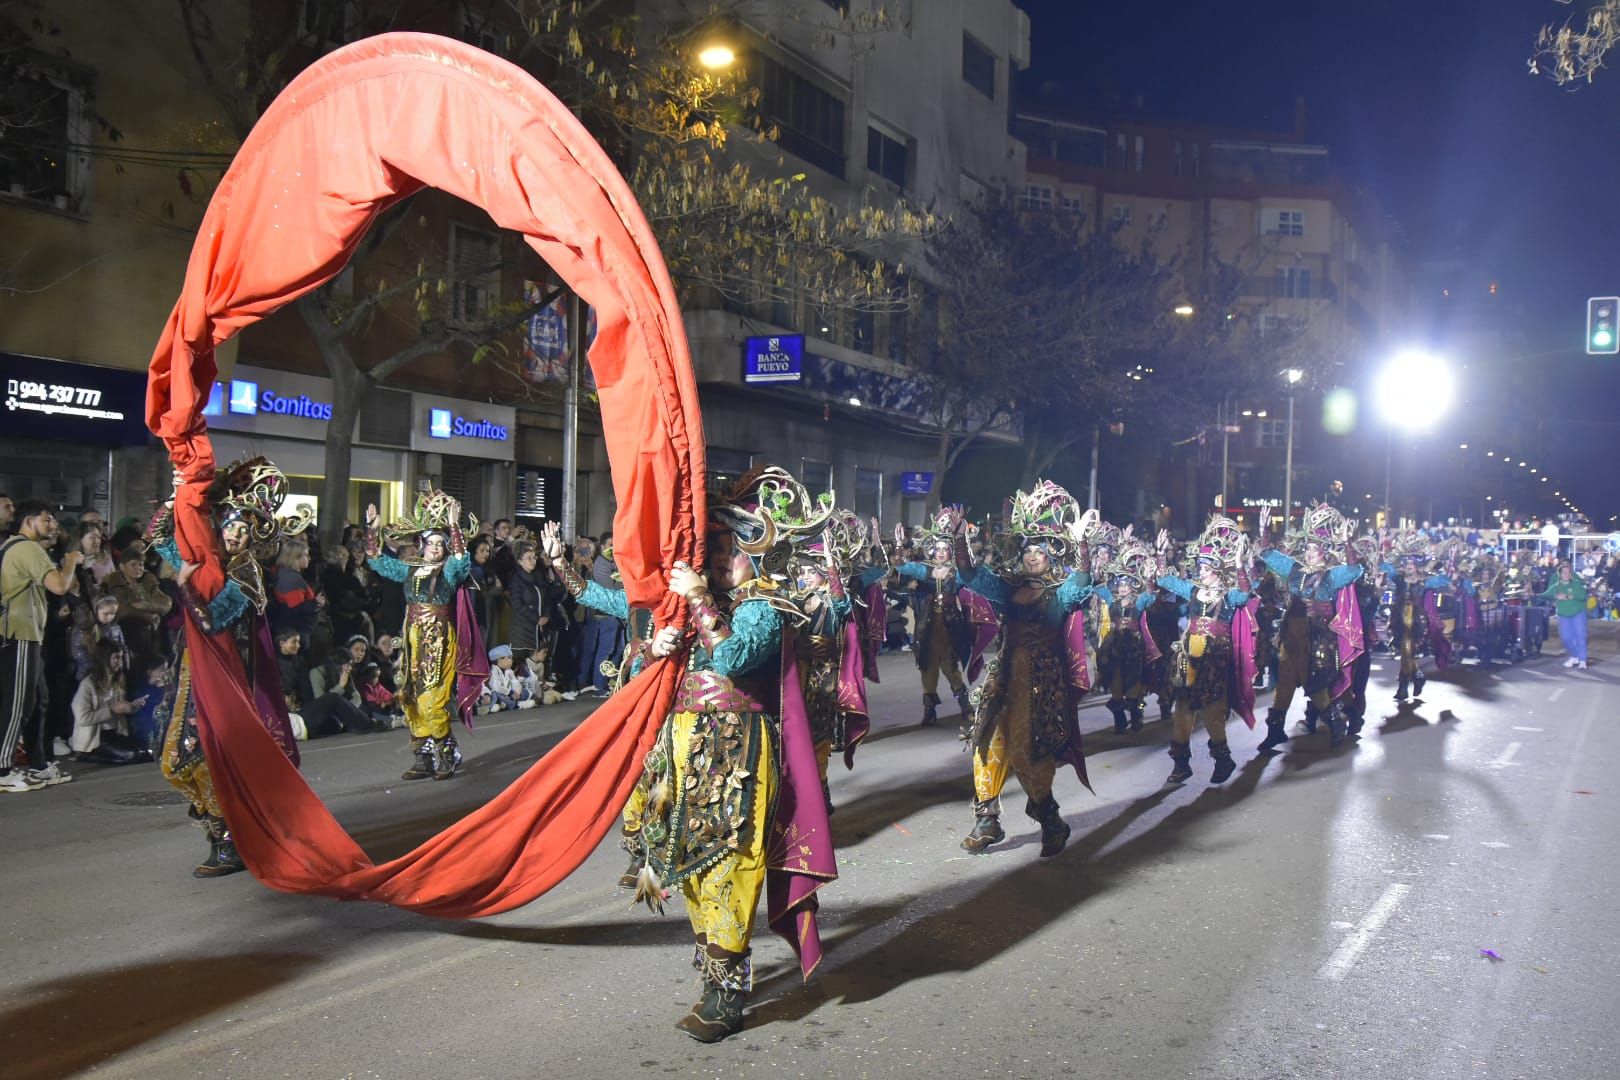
[0,456,1595,1043]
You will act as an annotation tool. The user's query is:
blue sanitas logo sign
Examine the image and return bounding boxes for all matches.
[743,334,804,384]
[228,380,260,415]
[429,407,509,441]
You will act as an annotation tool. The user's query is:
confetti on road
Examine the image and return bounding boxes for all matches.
[892,822,912,836]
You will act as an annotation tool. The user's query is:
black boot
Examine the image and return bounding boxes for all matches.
[960,800,1005,852]
[921,693,941,727]
[1166,740,1193,784]
[1159,697,1173,723]
[193,817,246,878]
[402,736,437,780]
[1128,700,1145,732]
[1347,707,1365,737]
[1107,700,1129,734]
[1412,671,1426,700]
[1027,796,1070,857]
[954,687,973,720]
[1394,676,1409,702]
[1257,707,1290,753]
[433,734,463,780]
[1328,702,1349,748]
[1300,700,1320,734]
[821,774,835,818]
[1209,738,1236,784]
[676,945,749,1043]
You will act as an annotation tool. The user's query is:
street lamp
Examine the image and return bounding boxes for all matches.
[1375,350,1454,523]
[1281,368,1303,530]
[697,43,736,69]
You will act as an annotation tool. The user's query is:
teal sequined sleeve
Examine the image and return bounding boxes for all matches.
[856,565,892,590]
[368,551,409,584]
[577,578,630,621]
[1057,569,1093,611]
[155,538,183,571]
[895,562,931,584]
[1157,574,1194,601]
[443,552,472,588]
[703,600,783,678]
[958,565,1010,608]
[208,580,250,630]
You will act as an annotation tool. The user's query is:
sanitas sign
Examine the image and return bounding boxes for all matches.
[429,407,509,441]
[207,379,335,420]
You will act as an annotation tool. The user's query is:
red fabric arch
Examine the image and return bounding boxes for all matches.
[144,33,705,918]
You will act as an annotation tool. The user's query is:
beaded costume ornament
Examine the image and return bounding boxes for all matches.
[710,465,836,583]
[1002,480,1081,567]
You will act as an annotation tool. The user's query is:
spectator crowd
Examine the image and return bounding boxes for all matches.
[0,490,627,794]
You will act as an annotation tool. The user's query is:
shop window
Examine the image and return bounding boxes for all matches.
[854,466,882,519]
[866,122,909,188]
[707,447,756,495]
[357,387,413,447]
[801,459,833,499]
[440,457,486,520]
[0,67,91,214]
[516,466,561,521]
[752,53,847,179]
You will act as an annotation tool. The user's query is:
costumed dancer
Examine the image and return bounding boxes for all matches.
[538,520,659,890]
[954,484,1095,857]
[631,466,836,1043]
[1387,533,1456,703]
[363,492,487,781]
[150,458,305,877]
[1345,534,1386,729]
[1256,505,1366,751]
[1155,517,1260,784]
[891,510,997,727]
[1093,535,1160,734]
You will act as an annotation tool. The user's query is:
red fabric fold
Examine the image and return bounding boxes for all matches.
[144,33,706,918]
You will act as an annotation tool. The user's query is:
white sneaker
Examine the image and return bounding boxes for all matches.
[0,771,42,794]
[1564,657,1578,668]
[23,761,73,787]
[51,738,71,757]
[1578,661,1588,670]
[559,691,578,702]
[515,699,538,710]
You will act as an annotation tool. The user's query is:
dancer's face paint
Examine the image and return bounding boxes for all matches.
[222,520,250,555]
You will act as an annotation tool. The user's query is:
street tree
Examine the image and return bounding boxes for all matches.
[174,0,933,545]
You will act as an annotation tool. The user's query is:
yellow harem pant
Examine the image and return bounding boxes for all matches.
[1271,612,1331,715]
[970,647,1056,810]
[159,650,222,819]
[920,610,966,697]
[401,614,457,740]
[669,710,779,955]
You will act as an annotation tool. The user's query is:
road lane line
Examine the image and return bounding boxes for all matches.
[1513,726,1544,732]
[1549,687,1566,703]
[1317,883,1412,981]
[1488,742,1522,769]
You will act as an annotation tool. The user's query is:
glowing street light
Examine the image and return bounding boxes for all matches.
[1174,303,1196,317]
[1376,349,1455,517]
[697,43,736,69]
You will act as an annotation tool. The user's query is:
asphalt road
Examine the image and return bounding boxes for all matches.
[2,624,1616,1080]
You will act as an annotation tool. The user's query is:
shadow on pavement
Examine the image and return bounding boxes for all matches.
[0,952,320,1080]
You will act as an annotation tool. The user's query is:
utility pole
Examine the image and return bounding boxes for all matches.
[1282,391,1295,532]
[1087,424,1100,513]
[1219,397,1230,517]
[561,290,581,543]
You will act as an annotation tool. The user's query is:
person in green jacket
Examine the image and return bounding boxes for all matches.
[1541,561,1590,670]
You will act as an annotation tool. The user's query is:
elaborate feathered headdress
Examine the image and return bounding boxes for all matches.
[1106,539,1156,593]
[710,465,835,581]
[1388,530,1431,565]
[1192,515,1246,571]
[378,489,476,555]
[1084,518,1125,557]
[1006,480,1079,561]
[796,506,867,580]
[1293,502,1351,557]
[148,456,310,557]
[910,505,964,557]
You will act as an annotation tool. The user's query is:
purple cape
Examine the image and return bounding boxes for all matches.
[836,619,871,770]
[454,586,490,728]
[767,630,837,979]
[249,614,301,766]
[1228,598,1260,729]
[964,588,1000,684]
[1328,585,1366,699]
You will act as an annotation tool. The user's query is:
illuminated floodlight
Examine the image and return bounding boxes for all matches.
[1174,304,1196,317]
[698,44,736,69]
[1376,350,1453,431]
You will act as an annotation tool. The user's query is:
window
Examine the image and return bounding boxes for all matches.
[708,448,756,495]
[1110,203,1133,227]
[1266,208,1305,237]
[962,33,996,99]
[1060,194,1086,215]
[852,308,875,353]
[866,122,909,188]
[1114,132,1127,170]
[854,466,883,519]
[1134,134,1145,173]
[450,225,501,326]
[959,170,987,204]
[0,67,90,213]
[1276,266,1313,299]
[755,54,847,178]
[1255,419,1298,449]
[1173,140,1184,177]
[458,1,500,52]
[1259,313,1295,337]
[1018,183,1054,211]
[1146,206,1168,228]
[515,466,562,521]
[1191,142,1201,177]
[801,459,833,500]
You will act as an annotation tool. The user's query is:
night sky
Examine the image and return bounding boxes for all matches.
[1016,0,1620,525]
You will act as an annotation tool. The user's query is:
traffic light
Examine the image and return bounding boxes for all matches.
[1587,296,1619,354]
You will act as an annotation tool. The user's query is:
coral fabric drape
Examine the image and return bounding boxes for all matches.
[144,33,706,918]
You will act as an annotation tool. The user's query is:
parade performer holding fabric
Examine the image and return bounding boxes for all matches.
[151,458,304,877]
[1346,535,1386,729]
[364,492,487,781]
[626,466,834,1042]
[954,484,1095,858]
[1156,518,1259,785]
[1257,504,1365,751]
[1387,534,1455,703]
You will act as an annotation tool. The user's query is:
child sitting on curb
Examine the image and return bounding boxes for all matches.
[482,644,536,713]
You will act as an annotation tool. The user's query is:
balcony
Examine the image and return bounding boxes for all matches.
[1239,276,1339,301]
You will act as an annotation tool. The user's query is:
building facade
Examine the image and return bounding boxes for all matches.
[1013,103,1414,530]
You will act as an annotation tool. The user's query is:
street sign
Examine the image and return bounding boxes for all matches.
[899,471,934,496]
[742,334,804,384]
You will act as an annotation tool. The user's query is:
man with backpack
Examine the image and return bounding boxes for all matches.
[2,500,83,792]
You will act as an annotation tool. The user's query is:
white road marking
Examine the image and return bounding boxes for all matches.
[1488,742,1522,769]
[1513,726,1544,732]
[1548,687,1566,703]
[1317,883,1412,981]
[1422,834,1450,841]
[1481,841,1512,849]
